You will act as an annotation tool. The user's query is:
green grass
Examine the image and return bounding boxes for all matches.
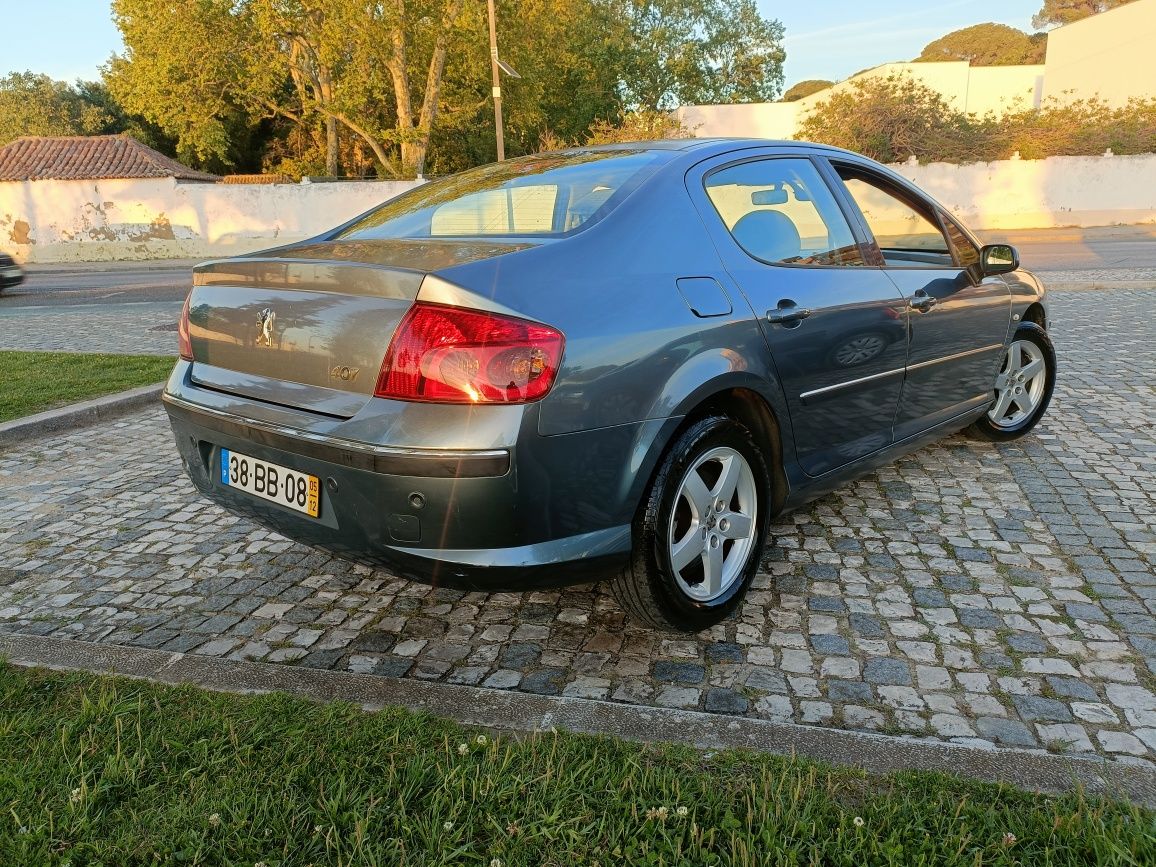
[0,351,174,422]
[1,664,1152,865]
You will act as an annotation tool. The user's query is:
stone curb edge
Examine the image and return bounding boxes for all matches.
[22,260,199,274]
[1041,280,1156,292]
[0,383,164,448]
[2,633,1153,807]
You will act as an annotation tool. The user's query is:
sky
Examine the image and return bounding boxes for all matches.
[2,0,1044,90]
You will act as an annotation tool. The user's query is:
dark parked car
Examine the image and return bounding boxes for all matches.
[0,252,23,291]
[164,139,1054,631]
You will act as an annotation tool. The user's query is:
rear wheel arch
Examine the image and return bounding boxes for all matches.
[624,382,789,530]
[679,387,788,518]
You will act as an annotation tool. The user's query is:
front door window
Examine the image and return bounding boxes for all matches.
[838,172,954,268]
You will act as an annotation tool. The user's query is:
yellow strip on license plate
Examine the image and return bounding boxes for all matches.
[220,448,320,518]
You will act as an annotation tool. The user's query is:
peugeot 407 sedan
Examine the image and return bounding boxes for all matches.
[164,139,1055,632]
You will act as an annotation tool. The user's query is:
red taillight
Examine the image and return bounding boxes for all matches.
[178,294,193,360]
[375,303,564,404]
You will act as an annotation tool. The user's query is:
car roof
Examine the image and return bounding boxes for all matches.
[577,137,855,157]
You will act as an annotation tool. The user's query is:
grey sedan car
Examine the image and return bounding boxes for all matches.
[164,139,1054,631]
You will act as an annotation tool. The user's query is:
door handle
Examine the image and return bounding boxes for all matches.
[766,301,811,325]
[909,291,937,312]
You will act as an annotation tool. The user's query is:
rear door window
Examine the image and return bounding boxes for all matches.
[703,158,867,267]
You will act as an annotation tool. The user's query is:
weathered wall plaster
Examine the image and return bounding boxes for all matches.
[0,177,421,263]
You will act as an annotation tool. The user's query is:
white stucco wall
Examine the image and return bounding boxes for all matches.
[851,62,1044,116]
[678,102,800,140]
[1043,0,1156,107]
[680,3,1156,142]
[894,153,1156,230]
[677,63,1045,142]
[0,177,422,263]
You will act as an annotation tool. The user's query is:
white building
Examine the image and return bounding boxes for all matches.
[677,0,1156,140]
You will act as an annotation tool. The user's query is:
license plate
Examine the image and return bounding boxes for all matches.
[220,448,320,518]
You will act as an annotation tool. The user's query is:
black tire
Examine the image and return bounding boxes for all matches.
[610,415,771,632]
[966,322,1056,442]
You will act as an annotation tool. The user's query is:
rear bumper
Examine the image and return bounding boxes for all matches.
[163,394,631,589]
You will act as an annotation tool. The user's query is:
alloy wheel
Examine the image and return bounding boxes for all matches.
[667,446,758,602]
[988,338,1047,428]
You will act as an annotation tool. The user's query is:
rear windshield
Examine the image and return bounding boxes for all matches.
[336,150,667,241]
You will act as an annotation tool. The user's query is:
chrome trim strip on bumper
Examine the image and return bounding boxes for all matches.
[162,393,511,478]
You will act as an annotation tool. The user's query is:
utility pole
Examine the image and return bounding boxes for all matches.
[487,0,505,161]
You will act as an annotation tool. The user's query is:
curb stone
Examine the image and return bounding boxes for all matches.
[1037,279,1156,292]
[2,633,1153,808]
[22,260,199,274]
[0,382,164,448]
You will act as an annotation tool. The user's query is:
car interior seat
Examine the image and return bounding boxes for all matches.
[730,210,803,263]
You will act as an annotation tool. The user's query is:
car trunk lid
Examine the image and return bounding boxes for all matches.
[185,239,531,417]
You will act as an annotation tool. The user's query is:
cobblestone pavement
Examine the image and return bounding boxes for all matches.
[0,301,180,354]
[1,288,1154,765]
[1040,267,1156,284]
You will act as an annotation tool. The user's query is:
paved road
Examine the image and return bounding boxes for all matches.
[2,287,1154,764]
[2,226,1154,312]
[982,226,1156,272]
[0,262,196,308]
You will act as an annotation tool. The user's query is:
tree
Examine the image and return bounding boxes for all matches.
[916,23,1047,65]
[782,80,833,102]
[107,0,270,171]
[797,74,990,164]
[613,0,786,109]
[585,109,693,144]
[0,72,111,146]
[1033,1,1137,29]
[106,0,786,176]
[429,0,628,172]
[73,79,175,152]
[109,0,466,177]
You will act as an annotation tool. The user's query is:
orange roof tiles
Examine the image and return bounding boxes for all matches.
[0,134,218,182]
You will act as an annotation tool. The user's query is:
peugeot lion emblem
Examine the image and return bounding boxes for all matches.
[255,307,277,347]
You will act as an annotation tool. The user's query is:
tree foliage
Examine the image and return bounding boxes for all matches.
[797,75,979,164]
[613,0,785,110]
[782,80,833,102]
[797,73,1156,164]
[915,23,1047,66]
[104,0,785,177]
[107,0,471,177]
[0,73,111,146]
[425,0,628,174]
[106,0,268,172]
[1032,0,1137,29]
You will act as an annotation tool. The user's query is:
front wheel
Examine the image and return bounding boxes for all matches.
[966,322,1056,442]
[610,416,770,632]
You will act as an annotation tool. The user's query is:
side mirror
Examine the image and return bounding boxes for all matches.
[979,243,1019,276]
